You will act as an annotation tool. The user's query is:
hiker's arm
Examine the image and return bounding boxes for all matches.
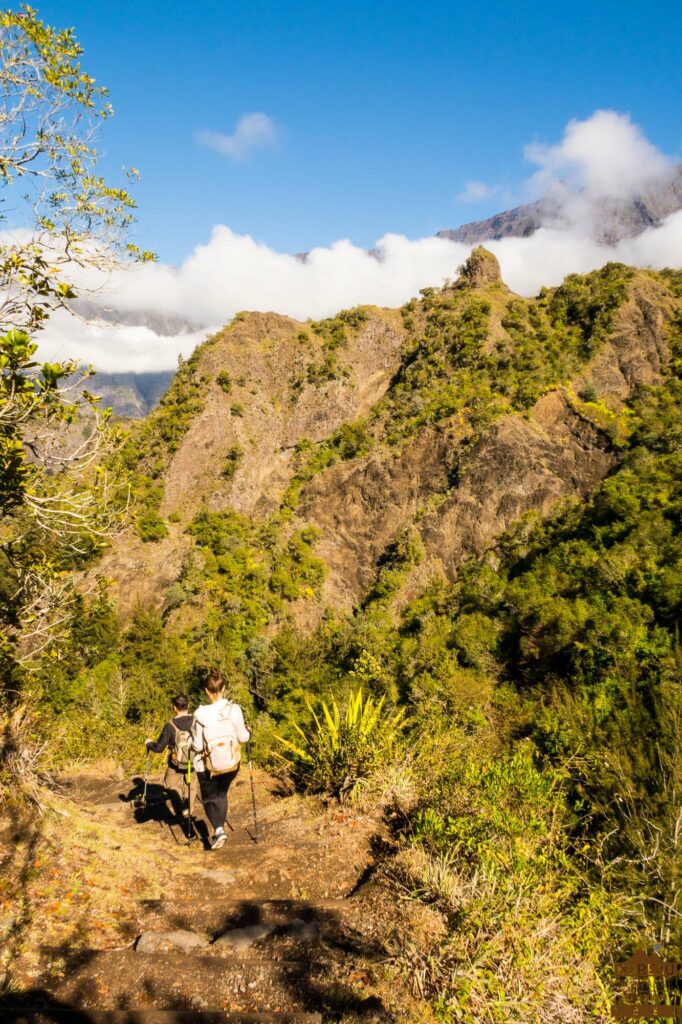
[189,715,202,755]
[233,705,251,744]
[146,722,172,753]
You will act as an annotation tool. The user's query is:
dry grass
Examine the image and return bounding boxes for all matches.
[0,780,172,989]
[385,844,634,1024]
[0,700,55,808]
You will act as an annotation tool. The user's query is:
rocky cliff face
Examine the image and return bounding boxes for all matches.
[95,254,680,631]
[92,305,408,613]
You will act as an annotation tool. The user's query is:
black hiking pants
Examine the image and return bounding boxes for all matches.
[197,765,239,833]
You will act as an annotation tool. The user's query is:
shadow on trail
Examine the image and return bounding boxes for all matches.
[0,992,263,1022]
[121,779,250,850]
[120,778,218,849]
[121,776,167,817]
[160,898,394,1021]
[0,801,45,994]
[22,900,395,1020]
[0,991,99,1023]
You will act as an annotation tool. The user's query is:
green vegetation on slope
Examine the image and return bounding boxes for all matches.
[117,348,208,541]
[278,263,636,515]
[374,261,634,443]
[305,306,370,384]
[12,261,682,1021]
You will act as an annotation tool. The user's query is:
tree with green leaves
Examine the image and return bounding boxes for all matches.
[0,5,151,674]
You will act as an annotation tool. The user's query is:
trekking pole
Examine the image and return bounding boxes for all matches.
[185,757,195,843]
[247,739,259,843]
[135,750,150,811]
[143,751,149,807]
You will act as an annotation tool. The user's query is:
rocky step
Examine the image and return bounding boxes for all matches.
[133,924,325,962]
[164,859,357,903]
[42,949,379,1016]
[1,1007,322,1023]
[133,897,352,937]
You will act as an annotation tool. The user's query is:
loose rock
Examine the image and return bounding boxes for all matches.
[136,929,209,953]
[213,923,275,951]
[200,868,237,885]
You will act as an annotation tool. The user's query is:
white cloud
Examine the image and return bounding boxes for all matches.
[32,111,682,373]
[524,109,674,230]
[38,312,208,374]
[197,112,277,161]
[457,180,498,203]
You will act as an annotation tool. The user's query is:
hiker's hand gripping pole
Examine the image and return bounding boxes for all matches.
[247,738,259,843]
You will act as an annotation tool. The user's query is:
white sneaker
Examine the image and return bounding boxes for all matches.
[210,828,227,850]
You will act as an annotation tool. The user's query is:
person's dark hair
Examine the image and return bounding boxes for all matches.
[173,694,189,711]
[204,668,225,696]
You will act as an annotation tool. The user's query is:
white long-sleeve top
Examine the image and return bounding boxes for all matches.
[190,698,250,772]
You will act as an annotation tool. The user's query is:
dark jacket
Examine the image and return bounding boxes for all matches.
[147,713,193,768]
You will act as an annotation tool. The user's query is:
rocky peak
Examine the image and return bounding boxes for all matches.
[459,246,502,287]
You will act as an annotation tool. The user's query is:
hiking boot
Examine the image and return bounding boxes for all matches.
[210,828,227,850]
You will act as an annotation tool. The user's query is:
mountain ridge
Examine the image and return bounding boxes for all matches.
[90,251,680,639]
[79,170,682,420]
[438,166,682,245]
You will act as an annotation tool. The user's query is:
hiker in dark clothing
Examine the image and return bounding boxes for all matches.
[145,694,198,825]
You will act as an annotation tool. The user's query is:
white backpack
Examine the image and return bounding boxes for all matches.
[201,702,242,776]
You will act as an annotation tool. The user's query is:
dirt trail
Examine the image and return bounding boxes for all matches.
[1,765,429,1024]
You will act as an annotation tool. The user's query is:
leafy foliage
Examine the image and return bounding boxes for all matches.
[24,259,682,1009]
[282,421,372,512]
[0,0,149,677]
[0,4,153,337]
[306,306,369,384]
[221,445,243,479]
[401,743,631,1022]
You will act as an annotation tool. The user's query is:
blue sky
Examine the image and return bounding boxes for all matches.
[36,0,682,264]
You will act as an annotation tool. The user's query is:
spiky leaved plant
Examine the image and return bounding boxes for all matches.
[277,687,405,802]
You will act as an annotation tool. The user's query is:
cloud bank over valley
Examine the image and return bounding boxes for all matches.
[37,111,682,373]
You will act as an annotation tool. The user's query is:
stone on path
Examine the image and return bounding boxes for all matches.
[136,929,209,953]
[213,922,276,951]
[200,868,237,885]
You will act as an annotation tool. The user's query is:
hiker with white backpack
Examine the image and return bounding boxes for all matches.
[190,667,251,850]
[145,693,197,826]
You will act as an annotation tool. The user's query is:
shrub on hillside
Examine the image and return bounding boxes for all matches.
[392,743,635,1023]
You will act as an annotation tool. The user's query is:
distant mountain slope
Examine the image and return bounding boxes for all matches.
[439,166,682,245]
[89,250,681,633]
[91,371,174,418]
[72,300,204,336]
